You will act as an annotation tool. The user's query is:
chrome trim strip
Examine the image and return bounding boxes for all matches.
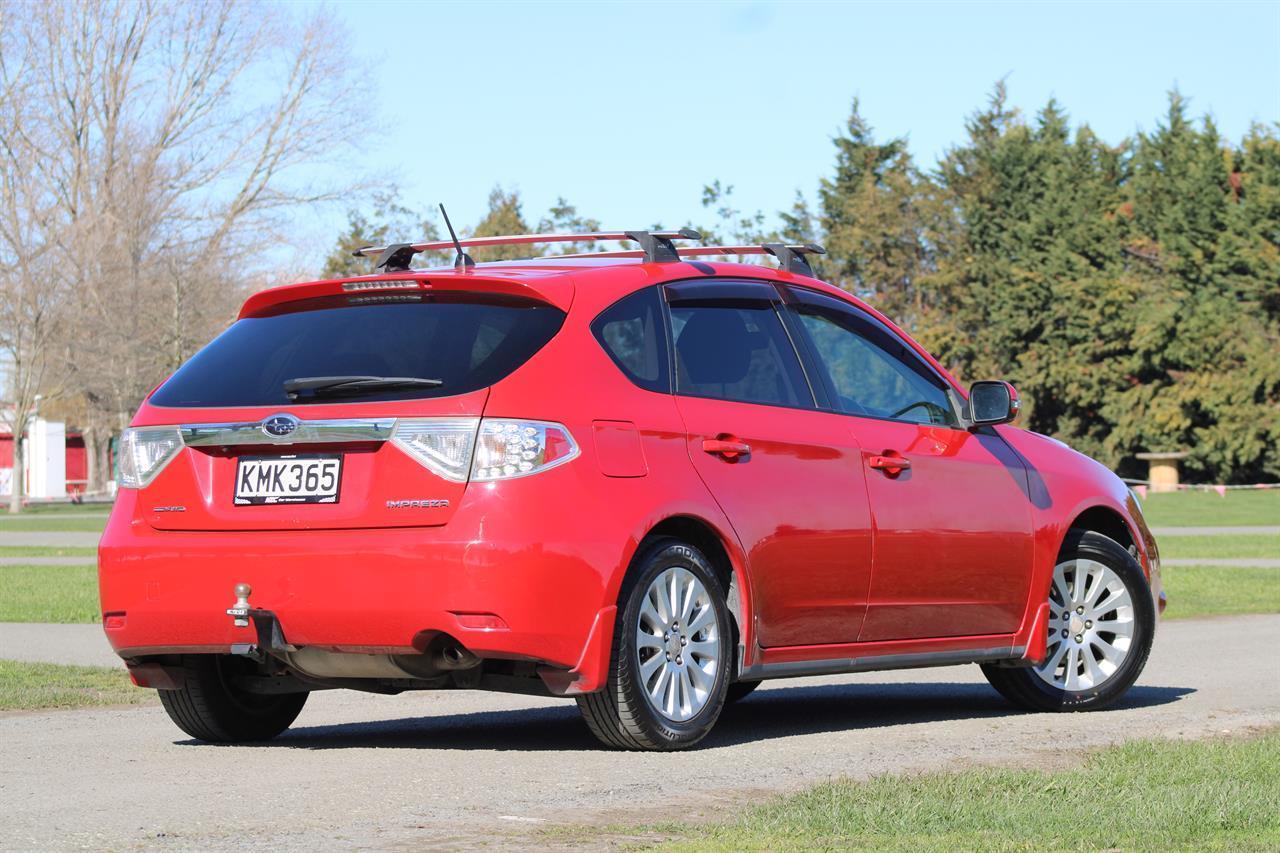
[181,418,396,447]
[737,645,1024,682]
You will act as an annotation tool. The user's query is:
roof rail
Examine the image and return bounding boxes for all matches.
[550,243,827,277]
[353,229,703,270]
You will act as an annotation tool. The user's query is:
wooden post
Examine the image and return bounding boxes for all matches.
[1135,451,1190,493]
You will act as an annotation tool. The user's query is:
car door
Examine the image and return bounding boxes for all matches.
[665,279,874,648]
[781,286,1035,642]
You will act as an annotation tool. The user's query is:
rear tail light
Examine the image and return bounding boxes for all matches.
[391,418,480,482]
[471,419,578,481]
[117,426,183,488]
[388,417,580,481]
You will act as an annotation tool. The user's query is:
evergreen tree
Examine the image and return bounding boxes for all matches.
[535,198,602,255]
[320,190,443,278]
[818,99,933,327]
[923,89,1149,464]
[469,186,531,261]
[1112,99,1280,481]
[691,182,815,270]
[919,86,1277,482]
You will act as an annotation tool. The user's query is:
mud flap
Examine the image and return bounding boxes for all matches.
[538,605,616,696]
[1023,601,1050,666]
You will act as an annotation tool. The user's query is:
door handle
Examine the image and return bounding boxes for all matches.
[868,453,911,474]
[702,437,751,460]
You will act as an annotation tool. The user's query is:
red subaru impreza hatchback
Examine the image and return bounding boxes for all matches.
[99,230,1163,750]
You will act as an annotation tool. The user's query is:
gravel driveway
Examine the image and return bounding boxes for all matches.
[2,614,1276,850]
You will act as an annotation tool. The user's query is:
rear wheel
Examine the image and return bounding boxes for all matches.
[577,538,731,750]
[982,530,1154,712]
[158,655,308,743]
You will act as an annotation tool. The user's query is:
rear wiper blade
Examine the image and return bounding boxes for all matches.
[284,375,443,400]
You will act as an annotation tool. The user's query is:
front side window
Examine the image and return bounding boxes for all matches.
[669,298,812,409]
[787,289,958,427]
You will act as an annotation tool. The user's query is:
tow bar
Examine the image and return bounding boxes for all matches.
[226,582,295,662]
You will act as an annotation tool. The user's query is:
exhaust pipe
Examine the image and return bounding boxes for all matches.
[437,644,479,670]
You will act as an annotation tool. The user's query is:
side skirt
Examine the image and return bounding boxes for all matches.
[738,644,1025,682]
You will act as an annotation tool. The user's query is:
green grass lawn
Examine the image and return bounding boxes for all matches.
[0,516,108,532]
[0,565,99,623]
[0,502,112,515]
[1141,489,1280,528]
[0,659,152,711]
[1161,564,1280,620]
[615,730,1280,851]
[1159,534,1280,561]
[0,545,98,558]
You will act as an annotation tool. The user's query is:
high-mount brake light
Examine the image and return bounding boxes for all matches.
[472,419,578,481]
[117,426,183,488]
[347,294,422,305]
[341,280,421,292]
[391,419,480,482]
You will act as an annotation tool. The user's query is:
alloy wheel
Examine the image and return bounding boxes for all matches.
[634,566,722,722]
[1035,558,1136,691]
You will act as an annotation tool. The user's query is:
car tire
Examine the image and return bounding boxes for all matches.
[158,654,308,743]
[576,537,731,751]
[982,529,1155,712]
[725,680,760,704]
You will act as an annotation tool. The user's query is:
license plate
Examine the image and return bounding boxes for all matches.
[234,455,342,505]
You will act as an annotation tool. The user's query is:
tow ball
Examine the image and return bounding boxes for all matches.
[226,582,253,627]
[225,582,294,661]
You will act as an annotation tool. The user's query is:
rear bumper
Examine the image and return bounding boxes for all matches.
[98,487,620,694]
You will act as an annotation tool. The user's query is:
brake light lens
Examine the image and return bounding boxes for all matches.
[390,417,578,481]
[117,426,183,488]
[391,418,480,482]
[471,419,578,481]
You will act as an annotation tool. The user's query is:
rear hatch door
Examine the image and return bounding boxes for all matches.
[136,289,564,531]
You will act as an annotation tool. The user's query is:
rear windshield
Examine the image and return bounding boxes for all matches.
[150,294,565,407]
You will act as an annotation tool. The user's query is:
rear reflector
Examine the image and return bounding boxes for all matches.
[452,612,510,631]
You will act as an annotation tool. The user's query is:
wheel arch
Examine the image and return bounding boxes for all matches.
[1063,505,1137,562]
[636,514,754,673]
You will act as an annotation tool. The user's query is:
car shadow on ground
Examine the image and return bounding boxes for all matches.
[191,681,1195,752]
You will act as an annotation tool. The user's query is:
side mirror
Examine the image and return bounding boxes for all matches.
[968,380,1020,427]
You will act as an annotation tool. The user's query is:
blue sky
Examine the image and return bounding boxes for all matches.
[294,0,1280,260]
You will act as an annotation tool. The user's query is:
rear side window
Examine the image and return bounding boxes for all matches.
[591,287,670,393]
[669,302,812,409]
[150,294,565,407]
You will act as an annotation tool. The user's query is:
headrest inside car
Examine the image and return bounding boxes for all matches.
[676,309,759,386]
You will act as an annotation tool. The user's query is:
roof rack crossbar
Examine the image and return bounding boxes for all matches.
[353,228,703,268]
[761,243,826,277]
[372,243,418,273]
